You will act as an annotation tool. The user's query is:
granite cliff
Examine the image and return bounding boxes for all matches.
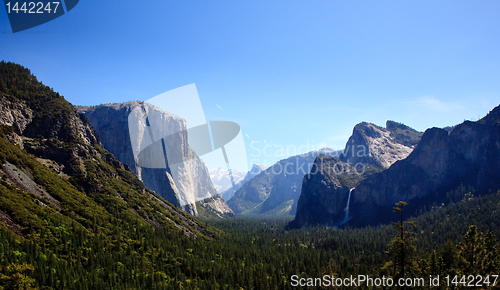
[340,121,422,169]
[291,120,422,227]
[350,107,500,226]
[289,155,381,228]
[77,102,233,217]
[196,195,236,219]
[292,109,500,228]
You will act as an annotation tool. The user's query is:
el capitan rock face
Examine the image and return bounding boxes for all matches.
[77,102,232,217]
[0,62,211,239]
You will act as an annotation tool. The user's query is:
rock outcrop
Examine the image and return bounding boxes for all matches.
[350,107,500,226]
[289,155,380,228]
[77,102,231,217]
[196,195,236,218]
[291,121,422,227]
[339,121,421,169]
[292,108,500,228]
[0,61,211,238]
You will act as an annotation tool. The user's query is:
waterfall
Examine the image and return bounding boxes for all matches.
[344,188,354,221]
[338,188,354,226]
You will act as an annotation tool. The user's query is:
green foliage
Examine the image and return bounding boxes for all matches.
[0,133,217,289]
[0,262,36,290]
[459,225,483,274]
[381,202,500,289]
[386,120,423,147]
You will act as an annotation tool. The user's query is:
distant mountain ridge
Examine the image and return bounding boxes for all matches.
[209,167,246,194]
[227,148,337,216]
[219,164,268,201]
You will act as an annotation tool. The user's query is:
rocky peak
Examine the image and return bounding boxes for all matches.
[0,64,102,182]
[386,120,423,147]
[340,121,420,169]
[196,195,236,218]
[291,120,421,228]
[209,167,246,193]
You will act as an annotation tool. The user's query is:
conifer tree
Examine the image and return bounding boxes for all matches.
[459,225,483,274]
[480,229,499,275]
[383,201,417,280]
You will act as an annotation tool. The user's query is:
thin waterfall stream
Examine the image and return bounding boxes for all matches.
[338,188,355,226]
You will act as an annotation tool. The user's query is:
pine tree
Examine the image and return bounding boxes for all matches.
[439,240,459,275]
[480,229,499,275]
[382,201,417,281]
[0,263,37,290]
[459,225,483,274]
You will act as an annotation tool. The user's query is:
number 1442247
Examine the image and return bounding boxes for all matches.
[5,2,60,14]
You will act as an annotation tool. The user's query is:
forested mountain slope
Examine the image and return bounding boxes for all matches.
[0,61,215,288]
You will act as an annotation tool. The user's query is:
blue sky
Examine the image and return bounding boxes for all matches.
[1,0,500,170]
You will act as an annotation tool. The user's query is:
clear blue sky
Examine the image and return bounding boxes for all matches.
[1,0,500,170]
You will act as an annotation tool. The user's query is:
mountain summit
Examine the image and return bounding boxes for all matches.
[349,106,500,226]
[339,121,422,169]
[291,120,422,227]
[209,167,246,194]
